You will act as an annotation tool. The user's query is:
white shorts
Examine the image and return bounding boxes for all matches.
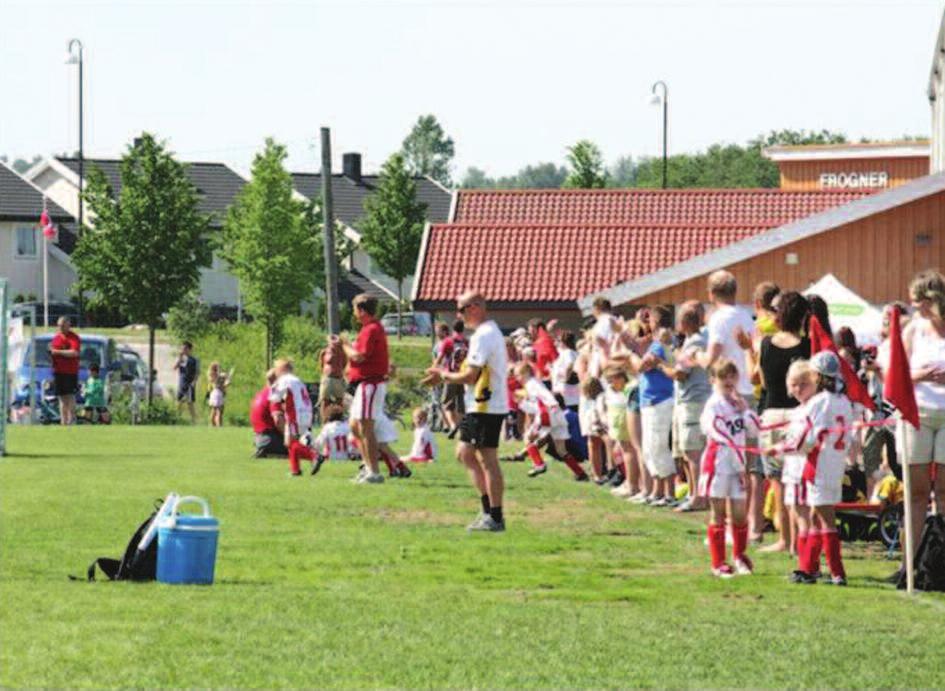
[699,471,746,500]
[783,481,807,507]
[642,398,675,478]
[374,413,398,444]
[806,459,845,507]
[899,408,945,465]
[350,381,387,421]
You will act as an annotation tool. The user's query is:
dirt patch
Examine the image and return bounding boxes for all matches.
[373,509,457,526]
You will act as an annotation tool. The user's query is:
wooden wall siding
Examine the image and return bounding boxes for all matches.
[779,157,930,191]
[636,191,945,306]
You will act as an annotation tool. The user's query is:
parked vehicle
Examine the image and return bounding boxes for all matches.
[117,346,164,399]
[12,334,121,408]
[380,311,432,337]
[11,301,82,327]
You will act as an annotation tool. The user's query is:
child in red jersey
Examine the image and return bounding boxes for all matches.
[699,359,760,578]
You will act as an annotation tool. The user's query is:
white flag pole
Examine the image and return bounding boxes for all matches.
[41,197,49,328]
[902,421,915,594]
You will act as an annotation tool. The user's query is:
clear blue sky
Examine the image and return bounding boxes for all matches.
[1,0,942,180]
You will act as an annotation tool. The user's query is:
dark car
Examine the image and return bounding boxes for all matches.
[11,301,81,327]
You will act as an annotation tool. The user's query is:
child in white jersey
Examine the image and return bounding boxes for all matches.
[514,362,588,480]
[776,361,816,562]
[402,407,437,463]
[310,404,355,474]
[699,358,760,578]
[768,352,853,585]
[270,359,317,477]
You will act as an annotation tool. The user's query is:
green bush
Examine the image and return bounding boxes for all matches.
[109,389,184,425]
[166,291,211,342]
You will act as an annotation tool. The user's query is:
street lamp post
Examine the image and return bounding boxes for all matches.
[66,39,84,324]
[650,80,668,189]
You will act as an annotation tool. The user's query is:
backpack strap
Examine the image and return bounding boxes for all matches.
[86,558,123,581]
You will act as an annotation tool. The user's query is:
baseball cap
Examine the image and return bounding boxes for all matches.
[810,351,841,379]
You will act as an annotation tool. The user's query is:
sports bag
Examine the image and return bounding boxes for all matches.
[73,499,164,582]
[899,515,945,592]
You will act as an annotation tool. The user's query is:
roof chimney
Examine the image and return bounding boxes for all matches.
[342,152,362,184]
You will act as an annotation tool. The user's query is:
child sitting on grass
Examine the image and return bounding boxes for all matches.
[82,363,110,424]
[700,358,760,578]
[403,407,437,463]
[308,404,356,475]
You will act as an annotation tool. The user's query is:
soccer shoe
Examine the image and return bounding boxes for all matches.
[712,564,735,579]
[288,471,303,478]
[357,472,385,485]
[527,464,548,478]
[468,515,506,532]
[310,457,326,477]
[352,465,368,483]
[594,477,610,486]
[466,513,489,531]
[789,570,818,585]
[610,485,634,498]
[608,473,626,487]
[574,474,590,482]
[734,556,754,576]
[649,496,670,507]
[825,575,848,586]
[627,492,649,504]
[397,465,413,479]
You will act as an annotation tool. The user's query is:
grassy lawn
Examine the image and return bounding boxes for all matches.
[2,425,944,688]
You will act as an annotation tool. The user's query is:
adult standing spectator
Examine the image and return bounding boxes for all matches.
[528,319,558,387]
[550,330,580,412]
[755,291,810,553]
[898,270,945,580]
[435,319,468,438]
[589,297,616,378]
[48,316,80,425]
[338,293,394,485]
[668,300,711,512]
[697,271,761,539]
[173,340,198,423]
[426,291,509,532]
[318,336,347,423]
[251,368,287,458]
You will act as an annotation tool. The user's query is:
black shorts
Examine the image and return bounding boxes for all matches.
[254,432,288,458]
[459,413,504,449]
[54,373,78,397]
[177,382,196,403]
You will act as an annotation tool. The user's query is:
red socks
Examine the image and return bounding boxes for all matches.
[563,454,587,479]
[796,532,810,573]
[380,451,397,474]
[708,524,727,569]
[526,444,545,468]
[288,440,315,474]
[823,530,845,579]
[805,531,823,575]
[732,524,748,562]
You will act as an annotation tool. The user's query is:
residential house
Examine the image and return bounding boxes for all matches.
[0,161,76,303]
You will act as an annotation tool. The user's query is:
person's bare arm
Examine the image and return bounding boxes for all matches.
[696,341,723,370]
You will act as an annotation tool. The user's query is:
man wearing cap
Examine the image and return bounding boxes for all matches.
[425,291,509,531]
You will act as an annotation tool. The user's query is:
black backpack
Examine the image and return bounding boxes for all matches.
[73,500,162,582]
[898,515,945,592]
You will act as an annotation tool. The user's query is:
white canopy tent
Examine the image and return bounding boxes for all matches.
[803,273,884,345]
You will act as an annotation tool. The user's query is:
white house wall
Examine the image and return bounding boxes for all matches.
[33,169,81,219]
[198,254,241,307]
[0,221,76,302]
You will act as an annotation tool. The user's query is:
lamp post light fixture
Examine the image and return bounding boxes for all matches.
[650,80,668,189]
[66,38,84,323]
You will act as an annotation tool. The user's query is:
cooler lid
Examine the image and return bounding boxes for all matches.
[160,515,219,531]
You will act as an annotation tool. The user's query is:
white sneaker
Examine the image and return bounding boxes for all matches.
[712,564,735,579]
[734,556,754,576]
[356,471,385,484]
[610,485,634,498]
[627,492,649,504]
[352,465,369,483]
[650,496,670,507]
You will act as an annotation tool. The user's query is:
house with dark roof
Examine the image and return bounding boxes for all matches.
[292,152,452,301]
[0,161,76,303]
[27,156,246,307]
[412,187,877,327]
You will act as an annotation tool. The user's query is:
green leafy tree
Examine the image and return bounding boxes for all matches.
[608,155,636,187]
[460,166,493,188]
[502,162,569,189]
[358,152,427,338]
[401,114,455,187]
[564,140,608,189]
[72,133,211,402]
[219,138,320,363]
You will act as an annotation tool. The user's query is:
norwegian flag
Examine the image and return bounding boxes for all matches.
[883,306,919,429]
[39,200,57,240]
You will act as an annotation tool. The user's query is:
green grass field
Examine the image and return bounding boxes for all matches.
[3,425,944,688]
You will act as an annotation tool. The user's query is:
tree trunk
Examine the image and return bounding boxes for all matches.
[147,325,155,405]
[397,281,403,340]
[265,319,272,367]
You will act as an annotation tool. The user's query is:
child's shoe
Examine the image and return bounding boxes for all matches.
[527,464,548,477]
[734,556,754,576]
[789,570,818,585]
[712,564,735,579]
[310,457,326,476]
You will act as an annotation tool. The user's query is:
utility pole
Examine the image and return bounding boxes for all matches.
[320,127,341,335]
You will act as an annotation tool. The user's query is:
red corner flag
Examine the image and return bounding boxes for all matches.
[883,307,919,429]
[809,314,876,411]
[39,204,56,240]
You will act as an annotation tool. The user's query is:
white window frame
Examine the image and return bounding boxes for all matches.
[13,225,37,261]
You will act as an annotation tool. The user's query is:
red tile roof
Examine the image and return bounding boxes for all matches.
[453,188,871,226]
[414,223,771,306]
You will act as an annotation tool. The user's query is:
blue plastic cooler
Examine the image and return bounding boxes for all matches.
[156,496,219,585]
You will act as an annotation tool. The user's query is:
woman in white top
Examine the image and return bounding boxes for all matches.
[901,270,945,570]
[550,330,581,411]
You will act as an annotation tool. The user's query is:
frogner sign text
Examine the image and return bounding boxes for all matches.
[818,171,889,189]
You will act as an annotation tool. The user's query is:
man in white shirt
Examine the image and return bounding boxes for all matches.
[425,291,509,532]
[698,270,764,540]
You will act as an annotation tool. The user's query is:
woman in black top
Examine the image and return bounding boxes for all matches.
[756,291,810,553]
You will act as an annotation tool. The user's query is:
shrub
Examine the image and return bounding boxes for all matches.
[109,389,184,425]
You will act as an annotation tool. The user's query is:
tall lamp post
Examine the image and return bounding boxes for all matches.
[66,39,84,324]
[649,80,668,189]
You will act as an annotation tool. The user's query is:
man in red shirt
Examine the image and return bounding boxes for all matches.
[339,294,405,484]
[528,318,558,387]
[251,369,287,458]
[48,316,80,425]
